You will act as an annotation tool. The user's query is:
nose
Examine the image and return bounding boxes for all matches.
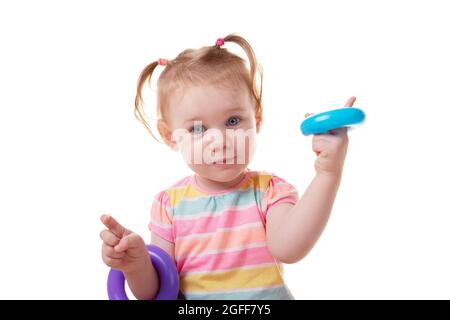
[203,129,234,160]
[208,135,227,154]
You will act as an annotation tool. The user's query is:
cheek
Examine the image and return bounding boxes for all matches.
[246,129,257,160]
[178,135,204,165]
[233,128,257,164]
[179,141,191,163]
[247,130,257,158]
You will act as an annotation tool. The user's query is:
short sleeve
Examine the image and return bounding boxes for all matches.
[262,174,298,218]
[148,191,174,243]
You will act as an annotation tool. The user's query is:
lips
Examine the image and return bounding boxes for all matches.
[212,157,236,164]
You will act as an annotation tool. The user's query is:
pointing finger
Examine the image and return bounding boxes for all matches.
[100,214,127,238]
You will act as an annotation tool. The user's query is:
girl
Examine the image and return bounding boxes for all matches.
[100,33,355,300]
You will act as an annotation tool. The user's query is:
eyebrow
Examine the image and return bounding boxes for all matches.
[182,107,247,125]
[228,107,249,114]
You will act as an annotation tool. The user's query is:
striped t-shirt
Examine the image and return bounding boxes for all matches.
[149,170,298,300]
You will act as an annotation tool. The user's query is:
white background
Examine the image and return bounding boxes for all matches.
[1,0,449,299]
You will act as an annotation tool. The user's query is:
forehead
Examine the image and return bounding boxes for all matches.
[168,85,252,122]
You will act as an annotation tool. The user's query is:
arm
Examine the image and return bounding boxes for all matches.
[266,173,341,264]
[266,96,355,263]
[125,233,175,300]
[124,253,159,300]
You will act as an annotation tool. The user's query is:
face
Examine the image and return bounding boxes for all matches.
[166,85,258,183]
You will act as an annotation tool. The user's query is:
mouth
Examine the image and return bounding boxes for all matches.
[212,157,237,165]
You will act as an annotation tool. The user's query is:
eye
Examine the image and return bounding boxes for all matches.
[190,124,206,135]
[226,116,241,126]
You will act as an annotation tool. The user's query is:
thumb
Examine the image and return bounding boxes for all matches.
[344,96,356,107]
[114,233,142,253]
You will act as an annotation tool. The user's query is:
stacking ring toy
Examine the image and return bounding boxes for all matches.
[300,107,365,135]
[107,244,179,300]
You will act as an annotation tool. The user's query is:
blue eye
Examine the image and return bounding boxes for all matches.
[226,116,240,126]
[190,124,206,135]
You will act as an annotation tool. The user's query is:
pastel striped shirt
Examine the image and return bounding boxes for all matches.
[149,170,298,300]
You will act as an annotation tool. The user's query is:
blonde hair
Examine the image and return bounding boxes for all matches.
[134,33,263,144]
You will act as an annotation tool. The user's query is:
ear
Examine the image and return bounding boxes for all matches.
[157,120,178,151]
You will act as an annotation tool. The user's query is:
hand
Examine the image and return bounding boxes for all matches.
[100,214,149,274]
[305,96,356,177]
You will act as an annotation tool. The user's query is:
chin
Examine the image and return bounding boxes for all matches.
[190,164,248,182]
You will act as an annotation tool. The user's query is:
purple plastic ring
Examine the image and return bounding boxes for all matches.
[107,244,179,300]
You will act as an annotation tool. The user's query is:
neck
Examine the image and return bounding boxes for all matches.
[194,170,248,192]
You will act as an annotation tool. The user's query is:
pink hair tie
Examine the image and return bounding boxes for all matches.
[158,58,168,66]
[215,38,225,48]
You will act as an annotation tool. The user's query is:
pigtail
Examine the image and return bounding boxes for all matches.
[134,61,161,141]
[222,34,264,130]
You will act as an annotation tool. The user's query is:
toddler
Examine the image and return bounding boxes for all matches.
[100,33,355,300]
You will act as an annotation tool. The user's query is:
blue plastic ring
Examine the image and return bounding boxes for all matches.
[300,107,365,135]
